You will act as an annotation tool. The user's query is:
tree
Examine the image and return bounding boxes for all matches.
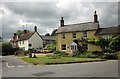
[2,42,14,55]
[16,30,30,35]
[51,29,57,36]
[94,38,110,52]
[109,35,120,52]
[83,37,110,52]
[44,43,56,51]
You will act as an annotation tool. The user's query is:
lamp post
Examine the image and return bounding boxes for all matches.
[28,44,32,58]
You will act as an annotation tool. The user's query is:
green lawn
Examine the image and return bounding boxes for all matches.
[21,56,106,65]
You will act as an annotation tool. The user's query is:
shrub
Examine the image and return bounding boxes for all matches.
[109,36,120,52]
[82,51,98,58]
[2,42,14,55]
[102,53,118,59]
[92,51,103,56]
[53,51,60,54]
[53,51,69,57]
[53,51,65,55]
[75,51,98,58]
[44,43,56,52]
[15,49,28,56]
[72,50,81,57]
[117,51,120,60]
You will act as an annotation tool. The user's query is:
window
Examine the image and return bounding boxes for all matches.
[70,45,77,50]
[61,44,66,50]
[72,32,76,38]
[62,33,65,39]
[103,35,112,39]
[23,41,24,44]
[19,41,21,45]
[82,44,88,51]
[82,31,87,38]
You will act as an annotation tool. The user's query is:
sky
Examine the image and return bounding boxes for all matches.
[0,0,119,41]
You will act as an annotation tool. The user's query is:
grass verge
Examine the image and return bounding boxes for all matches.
[21,56,106,65]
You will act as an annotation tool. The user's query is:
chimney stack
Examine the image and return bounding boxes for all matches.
[14,33,17,36]
[34,26,37,32]
[60,17,64,27]
[94,11,98,23]
[24,30,27,34]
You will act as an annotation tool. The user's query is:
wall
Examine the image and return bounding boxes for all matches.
[56,30,102,53]
[29,32,43,49]
[18,40,29,50]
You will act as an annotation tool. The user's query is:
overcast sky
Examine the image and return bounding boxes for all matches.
[0,1,119,41]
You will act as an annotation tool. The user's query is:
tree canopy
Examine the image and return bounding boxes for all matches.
[51,29,57,36]
[109,36,120,52]
[16,30,31,36]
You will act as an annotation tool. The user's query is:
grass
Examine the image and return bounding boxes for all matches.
[21,56,106,65]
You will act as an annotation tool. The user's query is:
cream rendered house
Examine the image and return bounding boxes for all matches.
[18,26,43,51]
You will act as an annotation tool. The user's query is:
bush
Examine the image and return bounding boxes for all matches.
[92,51,103,56]
[102,53,118,59]
[53,51,69,57]
[117,51,120,60]
[72,51,81,57]
[81,51,98,58]
[109,36,120,52]
[44,43,56,52]
[15,49,28,56]
[2,42,14,55]
[53,51,65,55]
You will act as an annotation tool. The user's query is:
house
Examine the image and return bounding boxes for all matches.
[10,26,43,51]
[95,26,120,39]
[56,11,102,53]
[10,33,19,49]
[56,11,120,53]
[41,36,55,47]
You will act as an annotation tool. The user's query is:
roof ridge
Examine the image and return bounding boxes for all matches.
[64,22,94,26]
[101,26,118,29]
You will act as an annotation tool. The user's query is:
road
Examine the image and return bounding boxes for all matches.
[2,55,119,78]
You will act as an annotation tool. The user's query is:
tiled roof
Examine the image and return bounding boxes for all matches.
[95,26,120,35]
[10,36,18,42]
[56,22,99,33]
[41,36,55,40]
[18,32,34,41]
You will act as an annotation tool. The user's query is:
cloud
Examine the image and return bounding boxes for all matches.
[1,2,118,41]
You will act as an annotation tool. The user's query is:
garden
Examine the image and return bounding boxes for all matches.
[21,51,106,65]
[21,35,120,65]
